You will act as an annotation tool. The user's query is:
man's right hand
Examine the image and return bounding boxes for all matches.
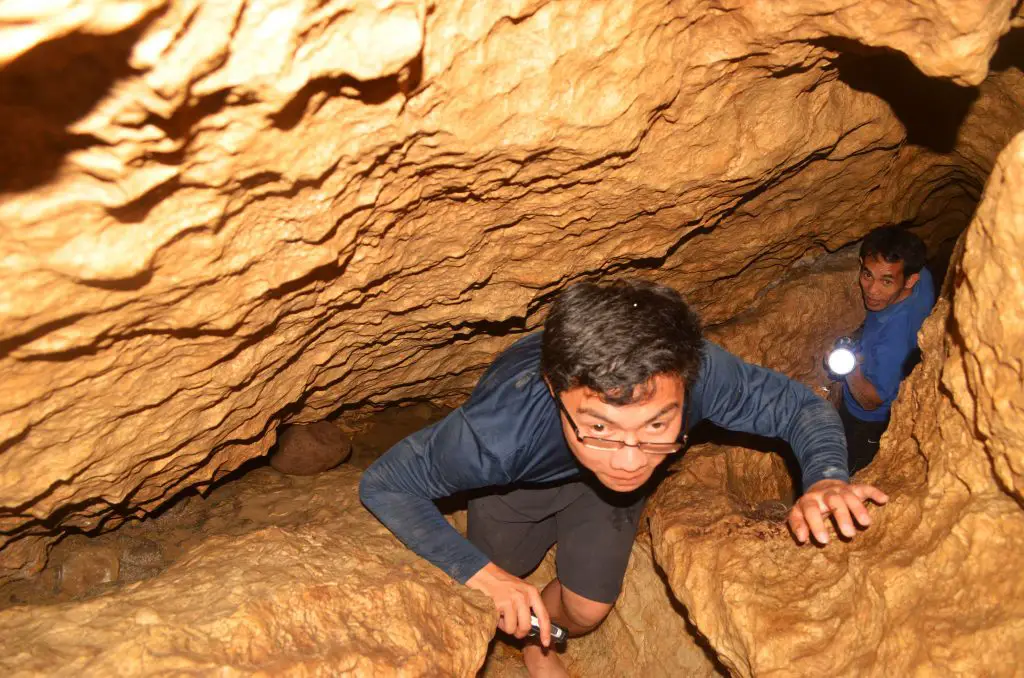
[466,562,551,647]
[825,380,844,408]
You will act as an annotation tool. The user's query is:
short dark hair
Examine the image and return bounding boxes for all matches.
[540,279,703,404]
[860,226,926,275]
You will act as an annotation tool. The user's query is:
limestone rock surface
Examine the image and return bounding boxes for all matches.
[548,536,722,678]
[472,534,722,678]
[1,0,1022,585]
[649,133,1024,676]
[0,466,493,676]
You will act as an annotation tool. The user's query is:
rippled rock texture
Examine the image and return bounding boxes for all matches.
[2,2,1024,675]
[649,133,1024,676]
[3,0,1022,582]
[0,466,493,676]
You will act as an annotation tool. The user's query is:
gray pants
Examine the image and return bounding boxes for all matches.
[467,478,646,604]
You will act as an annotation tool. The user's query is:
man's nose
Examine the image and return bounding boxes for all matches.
[610,443,645,473]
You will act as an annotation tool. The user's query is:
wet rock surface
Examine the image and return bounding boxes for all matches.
[54,542,121,598]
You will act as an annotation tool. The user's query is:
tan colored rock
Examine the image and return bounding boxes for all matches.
[555,536,723,678]
[472,536,722,678]
[55,541,121,598]
[649,133,1024,676]
[950,133,1024,500]
[1,0,1022,588]
[270,421,351,476]
[0,466,494,676]
[348,402,450,469]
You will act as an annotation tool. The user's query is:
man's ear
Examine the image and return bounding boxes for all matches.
[904,272,920,291]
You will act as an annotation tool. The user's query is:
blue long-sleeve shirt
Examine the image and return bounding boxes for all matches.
[844,267,936,422]
[360,333,849,584]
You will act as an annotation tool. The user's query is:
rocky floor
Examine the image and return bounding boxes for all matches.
[0,401,728,677]
[0,402,452,613]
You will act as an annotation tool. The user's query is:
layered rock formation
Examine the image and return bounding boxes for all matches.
[0,466,494,676]
[1,0,1024,676]
[650,133,1024,676]
[2,1,1022,581]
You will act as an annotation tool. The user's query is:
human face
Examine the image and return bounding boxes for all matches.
[859,254,919,312]
[554,374,685,492]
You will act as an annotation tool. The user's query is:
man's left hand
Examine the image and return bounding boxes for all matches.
[788,479,889,545]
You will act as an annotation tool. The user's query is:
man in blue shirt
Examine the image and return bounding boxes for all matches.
[361,279,888,677]
[838,227,936,473]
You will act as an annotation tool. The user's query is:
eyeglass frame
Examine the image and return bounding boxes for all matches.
[553,392,689,456]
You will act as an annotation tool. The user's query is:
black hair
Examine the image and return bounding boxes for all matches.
[860,226,927,275]
[540,279,704,404]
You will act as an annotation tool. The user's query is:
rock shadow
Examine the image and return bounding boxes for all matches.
[990,26,1024,73]
[0,9,164,196]
[814,38,979,153]
[271,52,423,131]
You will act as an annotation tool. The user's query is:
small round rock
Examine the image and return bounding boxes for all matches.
[57,544,121,597]
[270,421,352,476]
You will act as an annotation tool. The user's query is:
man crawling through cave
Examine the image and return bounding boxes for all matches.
[831,226,936,474]
[360,279,888,677]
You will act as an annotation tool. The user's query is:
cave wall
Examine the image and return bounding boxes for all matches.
[1,0,1022,583]
[650,132,1024,676]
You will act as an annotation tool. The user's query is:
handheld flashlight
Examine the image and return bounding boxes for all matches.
[527,614,569,644]
[827,337,858,377]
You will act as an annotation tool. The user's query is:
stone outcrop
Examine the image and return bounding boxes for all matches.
[0,466,493,676]
[270,421,351,475]
[649,133,1024,676]
[535,536,723,678]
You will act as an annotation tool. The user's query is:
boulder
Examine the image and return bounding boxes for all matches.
[270,421,352,476]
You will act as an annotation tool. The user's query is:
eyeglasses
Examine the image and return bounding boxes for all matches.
[554,395,688,456]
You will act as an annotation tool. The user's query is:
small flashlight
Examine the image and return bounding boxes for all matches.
[827,337,858,377]
[527,614,569,644]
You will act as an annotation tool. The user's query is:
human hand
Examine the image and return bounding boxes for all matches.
[466,562,552,646]
[788,479,889,545]
[825,381,844,408]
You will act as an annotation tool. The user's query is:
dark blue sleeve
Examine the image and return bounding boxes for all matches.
[861,316,912,403]
[693,342,850,490]
[359,408,512,584]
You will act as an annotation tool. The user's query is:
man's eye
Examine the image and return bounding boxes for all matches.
[883,280,893,287]
[649,422,664,430]
[590,423,606,434]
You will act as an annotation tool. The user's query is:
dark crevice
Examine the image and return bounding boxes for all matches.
[650,553,731,676]
[105,176,184,224]
[813,37,978,153]
[77,268,157,292]
[271,52,423,131]
[16,322,237,364]
[136,88,241,146]
[0,313,92,361]
[0,7,166,196]
[990,26,1024,72]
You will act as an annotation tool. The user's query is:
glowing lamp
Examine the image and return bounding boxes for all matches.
[827,337,857,377]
